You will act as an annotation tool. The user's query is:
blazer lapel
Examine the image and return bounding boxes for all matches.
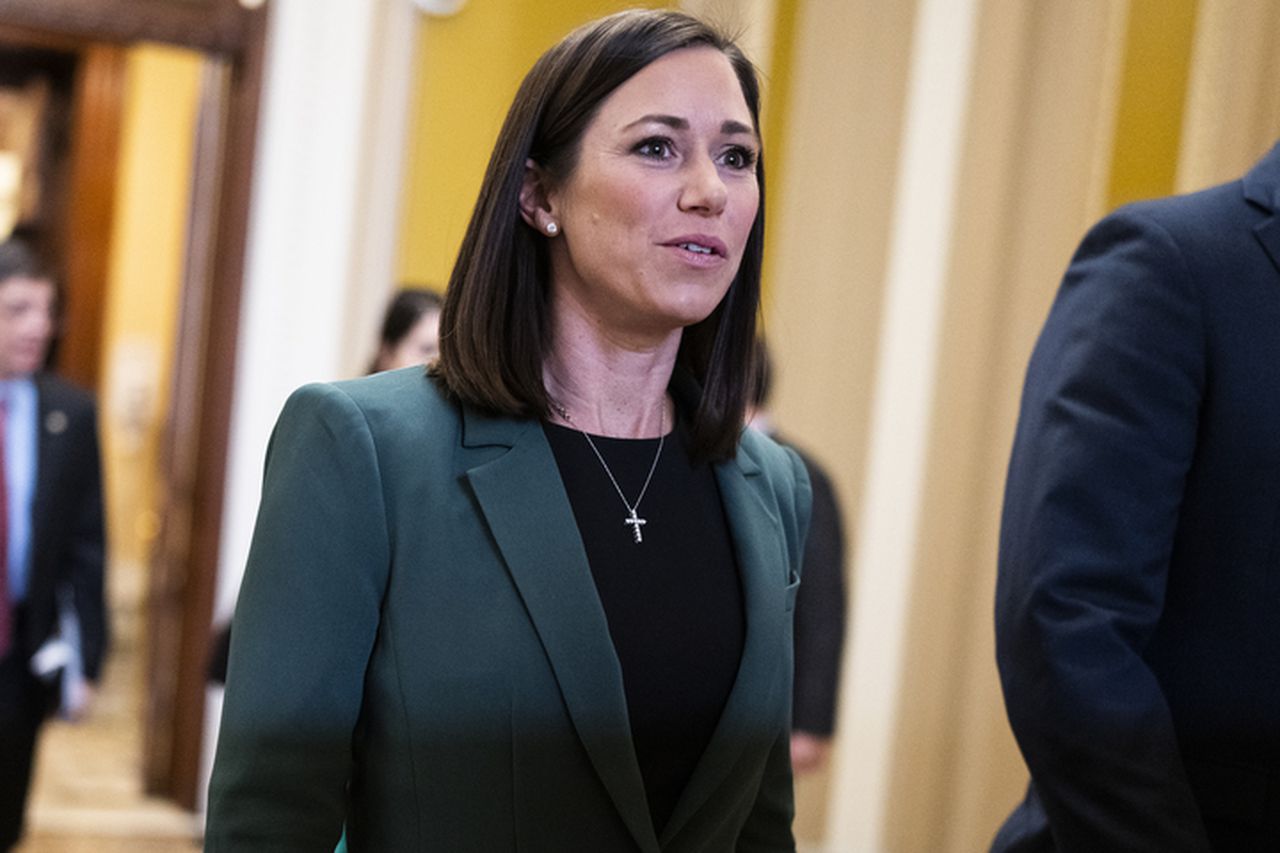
[459,407,661,853]
[659,442,791,848]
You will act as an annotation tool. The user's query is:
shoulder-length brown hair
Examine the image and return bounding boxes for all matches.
[432,9,764,462]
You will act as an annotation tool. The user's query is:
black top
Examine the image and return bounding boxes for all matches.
[544,418,744,836]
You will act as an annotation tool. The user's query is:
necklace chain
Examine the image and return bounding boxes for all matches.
[549,399,665,544]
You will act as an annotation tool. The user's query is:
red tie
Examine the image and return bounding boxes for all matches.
[0,397,10,660]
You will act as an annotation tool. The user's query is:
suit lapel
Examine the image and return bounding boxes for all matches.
[1242,142,1280,277]
[1251,215,1280,278]
[19,376,66,637]
[459,407,661,853]
[30,377,56,580]
[659,442,790,848]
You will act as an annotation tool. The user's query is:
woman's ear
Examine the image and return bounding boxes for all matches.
[519,158,556,233]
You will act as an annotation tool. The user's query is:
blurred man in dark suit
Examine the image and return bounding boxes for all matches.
[0,238,106,850]
[993,140,1280,851]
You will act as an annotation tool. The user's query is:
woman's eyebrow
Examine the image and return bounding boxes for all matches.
[622,113,688,132]
[620,114,757,138]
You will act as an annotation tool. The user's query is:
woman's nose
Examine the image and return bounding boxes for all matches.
[677,155,728,215]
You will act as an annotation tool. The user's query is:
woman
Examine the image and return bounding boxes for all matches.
[206,10,811,852]
[368,287,443,373]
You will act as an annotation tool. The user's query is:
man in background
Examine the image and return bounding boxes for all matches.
[0,238,106,851]
[993,139,1280,850]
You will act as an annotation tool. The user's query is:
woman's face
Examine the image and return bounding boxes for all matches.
[542,46,759,343]
[379,309,441,371]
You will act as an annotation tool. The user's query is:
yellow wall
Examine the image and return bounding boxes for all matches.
[1106,0,1198,208]
[757,0,797,312]
[99,45,201,569]
[395,0,666,287]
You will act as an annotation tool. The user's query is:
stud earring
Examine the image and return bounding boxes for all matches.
[546,222,559,235]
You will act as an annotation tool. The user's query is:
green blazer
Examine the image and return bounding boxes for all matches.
[206,367,812,852]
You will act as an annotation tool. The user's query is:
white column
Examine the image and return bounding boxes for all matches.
[214,0,418,623]
[827,0,979,849]
[338,0,420,376]
[202,0,419,819]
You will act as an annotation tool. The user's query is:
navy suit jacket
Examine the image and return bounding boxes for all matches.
[19,375,107,684]
[207,369,812,852]
[993,141,1280,851]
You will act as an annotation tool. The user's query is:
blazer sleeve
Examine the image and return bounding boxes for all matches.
[738,446,811,852]
[995,209,1212,850]
[790,452,846,737]
[206,383,392,851]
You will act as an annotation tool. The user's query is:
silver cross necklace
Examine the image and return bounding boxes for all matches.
[549,399,665,544]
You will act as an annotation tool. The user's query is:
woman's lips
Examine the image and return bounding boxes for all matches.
[662,235,728,266]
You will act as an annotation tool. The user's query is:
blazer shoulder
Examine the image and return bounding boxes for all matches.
[1071,176,1272,316]
[739,426,804,481]
[1099,177,1257,250]
[311,367,457,431]
[282,368,460,472]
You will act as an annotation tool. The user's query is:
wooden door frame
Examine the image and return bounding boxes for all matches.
[0,26,123,391]
[0,0,268,808]
[0,0,254,55]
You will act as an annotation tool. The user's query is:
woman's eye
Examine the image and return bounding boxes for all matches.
[721,146,758,170]
[634,138,674,159]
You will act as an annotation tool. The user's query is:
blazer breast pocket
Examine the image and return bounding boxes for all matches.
[784,571,801,612]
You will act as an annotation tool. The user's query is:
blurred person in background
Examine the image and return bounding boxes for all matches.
[993,139,1280,851]
[0,237,106,851]
[367,286,443,374]
[746,339,847,775]
[207,10,811,851]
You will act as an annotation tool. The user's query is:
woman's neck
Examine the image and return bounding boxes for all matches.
[543,307,678,439]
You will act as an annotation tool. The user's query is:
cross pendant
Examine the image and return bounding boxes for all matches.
[624,508,647,543]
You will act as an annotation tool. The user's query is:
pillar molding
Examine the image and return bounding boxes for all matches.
[823,1,980,848]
